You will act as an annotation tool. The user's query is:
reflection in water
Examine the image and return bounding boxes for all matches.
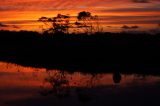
[40,70,103,102]
[0,61,160,106]
[40,70,70,98]
[113,72,122,84]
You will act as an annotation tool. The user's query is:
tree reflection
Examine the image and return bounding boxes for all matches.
[40,70,125,102]
[113,72,122,84]
[40,70,70,98]
[40,71,101,101]
[76,74,101,103]
[76,88,92,103]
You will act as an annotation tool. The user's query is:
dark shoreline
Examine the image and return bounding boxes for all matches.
[0,30,160,75]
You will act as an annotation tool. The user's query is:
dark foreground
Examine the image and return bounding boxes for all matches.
[0,30,160,75]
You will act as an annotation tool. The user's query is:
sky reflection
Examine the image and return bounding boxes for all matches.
[0,61,160,106]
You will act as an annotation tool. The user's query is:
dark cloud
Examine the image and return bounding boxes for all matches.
[99,15,160,24]
[0,22,20,29]
[101,16,160,20]
[121,25,139,29]
[12,25,20,29]
[100,7,160,12]
[131,25,139,29]
[109,20,160,24]
[4,20,36,24]
[106,26,112,28]
[0,23,9,27]
[121,25,130,29]
[132,0,150,3]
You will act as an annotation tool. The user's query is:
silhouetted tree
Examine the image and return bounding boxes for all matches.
[76,11,95,34]
[92,15,103,33]
[39,11,102,34]
[38,14,70,34]
[76,11,103,34]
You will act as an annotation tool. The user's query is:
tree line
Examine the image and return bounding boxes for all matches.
[38,11,103,34]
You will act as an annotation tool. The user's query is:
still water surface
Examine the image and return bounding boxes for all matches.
[0,61,160,106]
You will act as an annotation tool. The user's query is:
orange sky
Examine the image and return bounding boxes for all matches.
[0,0,160,32]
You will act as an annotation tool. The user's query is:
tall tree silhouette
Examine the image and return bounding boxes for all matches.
[76,11,94,34]
[76,11,103,34]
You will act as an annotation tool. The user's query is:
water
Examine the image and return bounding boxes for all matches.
[0,61,160,106]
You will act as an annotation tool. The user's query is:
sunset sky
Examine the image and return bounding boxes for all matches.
[0,0,160,32]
